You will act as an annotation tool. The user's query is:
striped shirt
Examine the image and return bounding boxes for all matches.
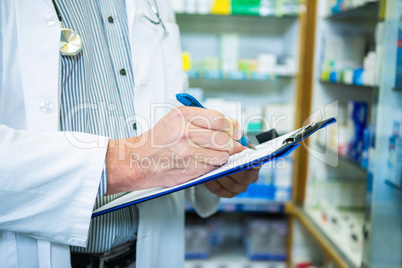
[55,0,139,253]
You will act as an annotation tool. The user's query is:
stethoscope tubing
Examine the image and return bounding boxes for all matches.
[143,0,168,34]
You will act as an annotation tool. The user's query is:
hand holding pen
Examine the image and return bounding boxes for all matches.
[176,93,257,150]
[175,93,259,198]
[105,102,246,195]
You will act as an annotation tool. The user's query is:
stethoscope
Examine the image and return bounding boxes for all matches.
[51,0,83,56]
[138,0,168,35]
[51,0,167,57]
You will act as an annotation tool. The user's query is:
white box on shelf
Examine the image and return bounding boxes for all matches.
[197,0,213,14]
[322,29,366,71]
[185,0,197,13]
[257,54,277,74]
[204,98,241,122]
[220,34,240,72]
[171,0,185,13]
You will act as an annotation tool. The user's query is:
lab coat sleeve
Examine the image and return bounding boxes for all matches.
[185,184,220,218]
[0,124,108,247]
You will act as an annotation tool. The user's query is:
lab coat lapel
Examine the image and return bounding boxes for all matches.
[14,0,60,131]
[125,0,138,48]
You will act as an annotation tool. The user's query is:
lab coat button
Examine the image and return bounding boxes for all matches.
[39,100,55,114]
[44,14,57,26]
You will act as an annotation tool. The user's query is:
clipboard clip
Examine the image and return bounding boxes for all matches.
[282,122,319,145]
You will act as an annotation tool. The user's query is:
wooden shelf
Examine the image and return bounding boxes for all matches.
[292,206,363,268]
[188,70,295,81]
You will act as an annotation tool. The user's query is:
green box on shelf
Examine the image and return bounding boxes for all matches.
[231,0,261,15]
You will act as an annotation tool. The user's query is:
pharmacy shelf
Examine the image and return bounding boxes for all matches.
[176,12,298,20]
[188,70,294,81]
[293,206,363,268]
[185,256,286,268]
[185,238,286,268]
[319,80,378,90]
[324,1,379,21]
[219,199,292,214]
[185,200,292,214]
[316,143,368,174]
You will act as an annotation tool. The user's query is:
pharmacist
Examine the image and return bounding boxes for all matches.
[0,0,259,267]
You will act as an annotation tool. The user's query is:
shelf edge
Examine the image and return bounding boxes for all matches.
[292,206,350,268]
[323,1,379,20]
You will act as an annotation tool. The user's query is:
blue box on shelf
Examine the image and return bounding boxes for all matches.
[348,101,368,164]
[353,68,364,85]
[187,70,200,79]
[204,70,222,79]
[227,71,247,80]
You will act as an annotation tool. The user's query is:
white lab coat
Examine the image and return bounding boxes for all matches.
[0,0,219,267]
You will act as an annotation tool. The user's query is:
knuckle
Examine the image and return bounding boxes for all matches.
[213,113,226,128]
[219,132,231,144]
[169,108,186,124]
[230,118,240,130]
[180,106,193,118]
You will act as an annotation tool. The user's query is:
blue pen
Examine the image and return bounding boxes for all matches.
[176,93,257,150]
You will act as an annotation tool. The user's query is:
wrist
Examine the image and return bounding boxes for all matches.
[105,137,144,195]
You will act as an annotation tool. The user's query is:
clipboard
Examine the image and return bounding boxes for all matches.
[92,117,336,217]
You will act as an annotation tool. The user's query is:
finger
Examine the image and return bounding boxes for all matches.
[186,124,244,154]
[178,107,242,140]
[205,180,239,198]
[227,168,260,184]
[215,176,249,194]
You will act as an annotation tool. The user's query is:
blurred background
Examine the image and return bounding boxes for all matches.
[171,0,401,267]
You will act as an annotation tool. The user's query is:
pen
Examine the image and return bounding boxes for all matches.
[176,93,257,150]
